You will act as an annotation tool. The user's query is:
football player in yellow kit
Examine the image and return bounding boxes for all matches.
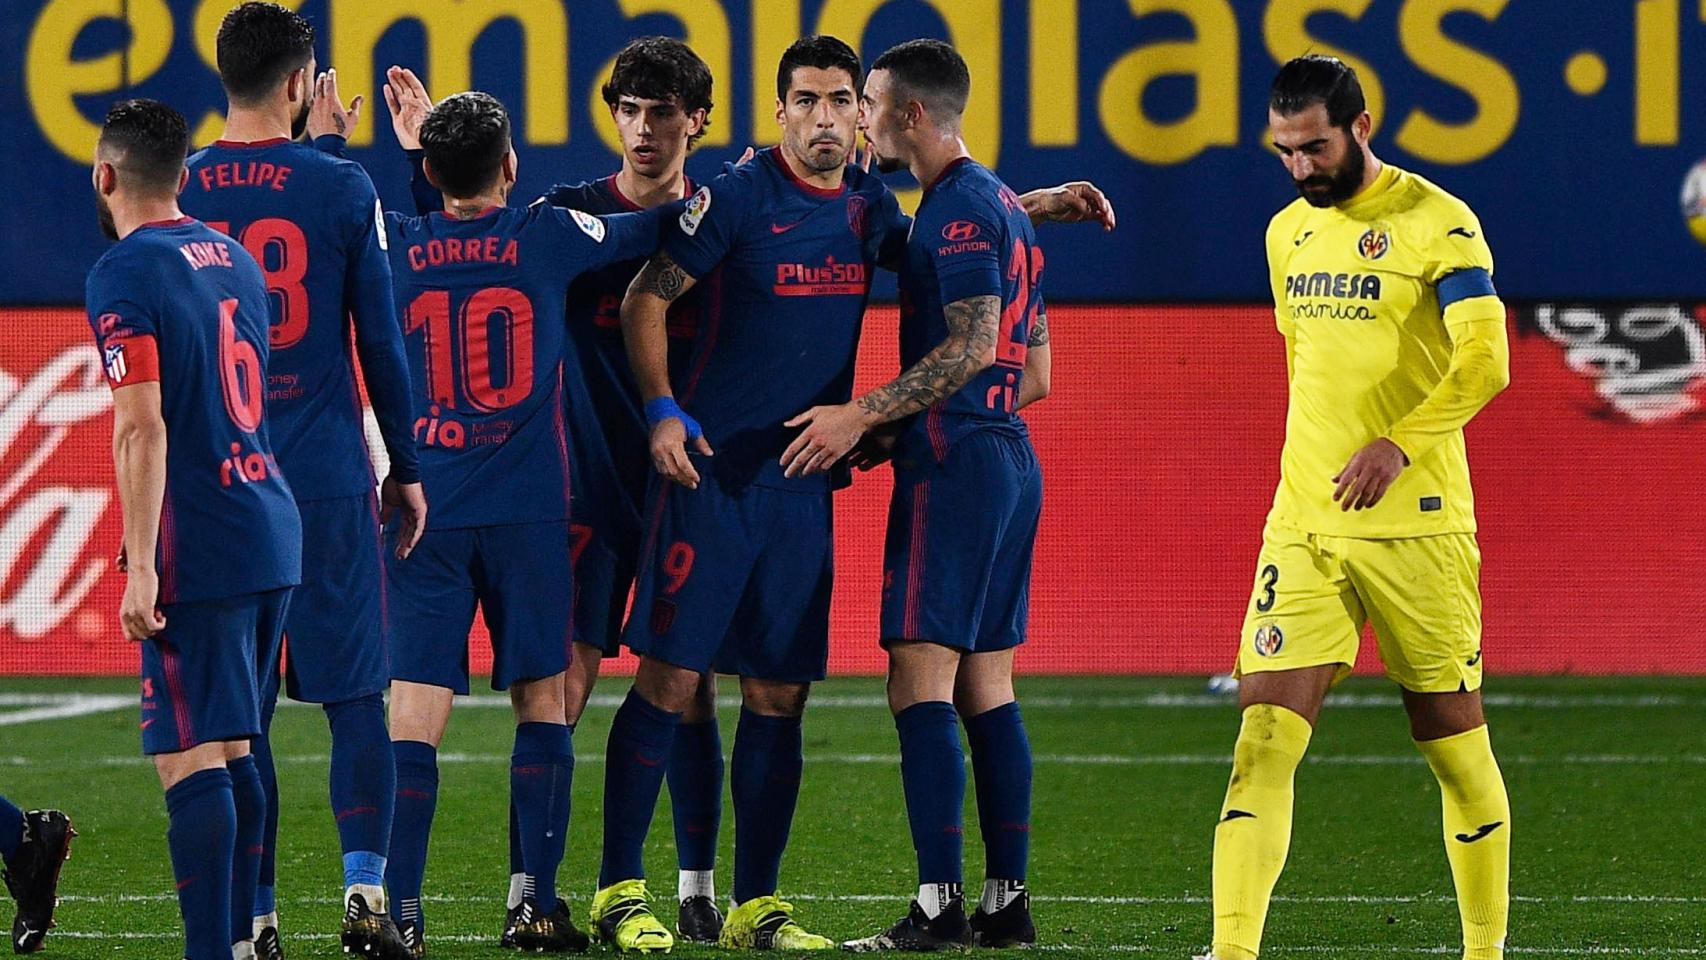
[1199,57,1512,960]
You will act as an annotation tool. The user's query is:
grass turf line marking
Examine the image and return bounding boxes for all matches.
[0,694,130,727]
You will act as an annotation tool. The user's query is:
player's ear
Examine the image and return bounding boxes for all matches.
[1352,110,1373,146]
[420,157,443,191]
[176,166,189,196]
[774,97,786,130]
[503,147,518,186]
[686,108,707,140]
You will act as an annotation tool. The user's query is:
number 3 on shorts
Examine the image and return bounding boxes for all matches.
[1255,563,1279,613]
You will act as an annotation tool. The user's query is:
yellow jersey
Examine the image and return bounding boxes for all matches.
[1265,163,1509,539]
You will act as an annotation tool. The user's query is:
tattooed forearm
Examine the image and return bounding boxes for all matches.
[633,251,692,302]
[856,295,1001,424]
[1028,307,1049,347]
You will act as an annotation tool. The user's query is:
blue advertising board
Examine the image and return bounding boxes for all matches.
[4,0,1706,302]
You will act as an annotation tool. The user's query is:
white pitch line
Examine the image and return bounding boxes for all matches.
[0,695,131,727]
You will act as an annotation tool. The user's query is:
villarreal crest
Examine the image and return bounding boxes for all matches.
[1357,227,1391,261]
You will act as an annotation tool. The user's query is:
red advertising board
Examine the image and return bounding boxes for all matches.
[1,304,1701,677]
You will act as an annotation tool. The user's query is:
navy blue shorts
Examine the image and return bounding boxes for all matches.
[264,494,388,704]
[385,521,573,694]
[140,588,292,755]
[623,475,832,682]
[881,431,1042,652]
[570,503,640,658]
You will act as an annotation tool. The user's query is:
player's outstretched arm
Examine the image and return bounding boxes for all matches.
[780,294,1002,478]
[1019,182,1116,230]
[1014,307,1051,411]
[623,252,711,488]
[111,383,168,640]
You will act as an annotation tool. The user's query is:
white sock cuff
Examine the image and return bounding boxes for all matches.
[679,869,715,902]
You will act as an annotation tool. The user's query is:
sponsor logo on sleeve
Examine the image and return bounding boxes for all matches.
[102,342,127,383]
[570,209,607,243]
[936,219,993,258]
[680,186,711,236]
[375,199,388,250]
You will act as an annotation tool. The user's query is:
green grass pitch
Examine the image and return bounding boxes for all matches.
[2,675,1702,958]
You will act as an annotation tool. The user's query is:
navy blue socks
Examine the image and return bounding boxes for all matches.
[387,740,438,931]
[325,694,394,891]
[0,794,23,863]
[511,721,573,908]
[964,702,1033,885]
[895,701,965,889]
[249,730,278,923]
[165,767,237,960]
[227,755,265,946]
[730,709,803,905]
[668,718,724,875]
[599,690,680,887]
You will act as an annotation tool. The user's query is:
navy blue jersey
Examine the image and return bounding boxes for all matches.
[384,202,669,528]
[896,159,1045,465]
[86,218,303,603]
[663,147,909,492]
[541,175,700,534]
[181,138,418,501]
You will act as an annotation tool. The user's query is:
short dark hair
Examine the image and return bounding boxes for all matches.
[601,37,715,148]
[776,35,861,100]
[871,39,971,120]
[419,92,512,198]
[216,2,315,104]
[99,99,190,194]
[1270,55,1366,129]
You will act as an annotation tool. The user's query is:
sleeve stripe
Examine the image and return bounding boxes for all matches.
[1437,267,1496,309]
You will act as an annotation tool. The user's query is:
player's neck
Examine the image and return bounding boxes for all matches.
[220,103,294,145]
[111,196,186,241]
[910,133,971,194]
[441,190,507,220]
[615,164,688,209]
[1343,151,1385,205]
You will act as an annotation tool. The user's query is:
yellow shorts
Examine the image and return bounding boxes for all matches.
[1234,524,1484,694]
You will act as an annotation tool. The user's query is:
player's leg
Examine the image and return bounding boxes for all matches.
[596,479,749,952]
[281,495,401,953]
[0,792,74,954]
[669,671,724,942]
[143,592,274,960]
[1354,535,1508,960]
[957,650,1035,947]
[1206,528,1362,960]
[382,524,478,951]
[593,655,701,952]
[715,488,834,951]
[477,520,584,952]
[248,627,282,956]
[956,440,1043,947]
[224,738,264,960]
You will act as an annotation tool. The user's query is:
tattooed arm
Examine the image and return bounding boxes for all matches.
[1015,307,1051,411]
[779,295,1002,478]
[622,251,710,487]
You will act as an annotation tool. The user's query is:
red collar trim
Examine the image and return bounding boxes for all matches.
[608,173,696,211]
[770,146,845,199]
[923,155,974,196]
[433,206,504,221]
[605,174,645,212]
[212,137,291,149]
[138,216,195,230]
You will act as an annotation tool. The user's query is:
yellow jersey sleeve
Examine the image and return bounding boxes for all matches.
[1420,201,1506,328]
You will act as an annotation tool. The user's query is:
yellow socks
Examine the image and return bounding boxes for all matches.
[1211,703,1313,960]
[1417,725,1510,960]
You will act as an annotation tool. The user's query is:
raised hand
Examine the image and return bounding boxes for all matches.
[382,65,434,151]
[306,68,363,140]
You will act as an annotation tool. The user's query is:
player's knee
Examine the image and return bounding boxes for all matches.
[633,657,702,714]
[681,672,718,723]
[885,642,959,714]
[511,673,569,723]
[1401,688,1486,741]
[1229,703,1313,782]
[388,681,453,745]
[740,678,809,717]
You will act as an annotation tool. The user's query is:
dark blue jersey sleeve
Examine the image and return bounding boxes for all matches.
[537,205,672,274]
[86,254,162,387]
[406,150,440,217]
[661,176,751,280]
[313,134,349,158]
[340,167,420,484]
[929,202,1006,305]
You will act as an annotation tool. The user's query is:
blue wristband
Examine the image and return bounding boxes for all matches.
[645,397,703,442]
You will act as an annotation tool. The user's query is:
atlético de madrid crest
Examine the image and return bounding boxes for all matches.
[1357,227,1391,260]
